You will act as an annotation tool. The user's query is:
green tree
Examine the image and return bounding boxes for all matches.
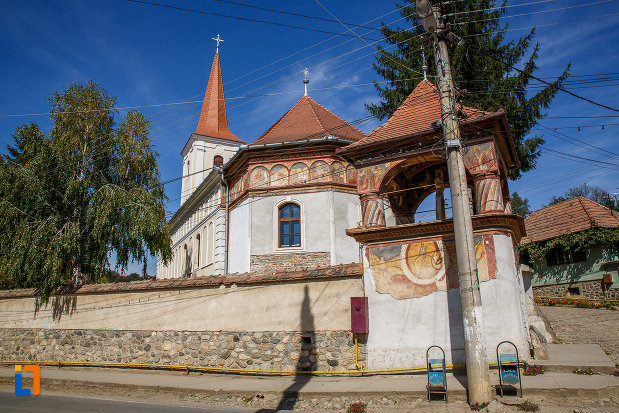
[0,81,171,299]
[366,0,570,179]
[546,183,614,208]
[510,192,530,218]
[565,183,610,204]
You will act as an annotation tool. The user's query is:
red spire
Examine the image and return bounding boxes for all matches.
[195,53,242,142]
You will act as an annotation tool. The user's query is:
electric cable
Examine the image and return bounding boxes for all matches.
[126,0,383,41]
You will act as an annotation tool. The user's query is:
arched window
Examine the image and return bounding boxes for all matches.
[202,225,208,266]
[279,203,301,247]
[183,244,189,277]
[208,222,214,263]
[213,155,224,167]
[196,234,201,268]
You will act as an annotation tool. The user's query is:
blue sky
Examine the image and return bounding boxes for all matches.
[1,0,618,274]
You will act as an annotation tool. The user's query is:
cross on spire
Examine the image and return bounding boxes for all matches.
[212,34,224,53]
[302,67,311,96]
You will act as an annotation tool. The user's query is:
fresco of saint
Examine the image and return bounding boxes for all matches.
[270,164,289,187]
[290,162,309,185]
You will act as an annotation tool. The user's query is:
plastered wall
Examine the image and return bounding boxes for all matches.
[363,233,530,369]
[0,278,362,332]
[228,189,360,274]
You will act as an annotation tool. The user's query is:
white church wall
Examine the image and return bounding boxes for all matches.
[363,233,530,370]
[250,192,331,255]
[180,137,241,205]
[482,234,530,353]
[213,209,227,275]
[228,199,251,273]
[332,191,362,265]
[232,190,361,272]
[158,186,223,279]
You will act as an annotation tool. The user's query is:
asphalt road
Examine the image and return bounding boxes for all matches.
[0,391,297,413]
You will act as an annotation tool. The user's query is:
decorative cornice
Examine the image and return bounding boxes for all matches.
[346,213,526,244]
[181,133,243,157]
[229,185,356,210]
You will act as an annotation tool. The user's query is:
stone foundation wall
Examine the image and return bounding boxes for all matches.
[533,279,619,300]
[0,328,366,372]
[250,252,331,273]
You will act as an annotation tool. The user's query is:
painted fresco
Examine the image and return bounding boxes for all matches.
[270,164,289,187]
[357,163,391,193]
[290,162,310,185]
[309,160,330,183]
[345,165,356,184]
[367,234,497,299]
[330,161,345,183]
[463,141,498,175]
[242,172,249,189]
[240,159,355,189]
[231,177,242,200]
[250,166,269,188]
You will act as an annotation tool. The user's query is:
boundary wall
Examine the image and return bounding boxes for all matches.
[0,264,365,372]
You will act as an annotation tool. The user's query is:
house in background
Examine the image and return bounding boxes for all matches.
[521,197,619,299]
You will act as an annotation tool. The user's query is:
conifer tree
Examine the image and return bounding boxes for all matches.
[367,0,570,178]
[0,81,172,299]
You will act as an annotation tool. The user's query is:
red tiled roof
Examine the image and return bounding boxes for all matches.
[341,80,495,152]
[522,197,619,244]
[0,263,362,299]
[250,96,366,146]
[195,53,243,143]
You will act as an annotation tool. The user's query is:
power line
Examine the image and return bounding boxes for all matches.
[4,72,619,119]
[451,0,616,24]
[542,147,619,168]
[126,0,382,41]
[454,11,619,42]
[461,41,619,113]
[206,0,380,30]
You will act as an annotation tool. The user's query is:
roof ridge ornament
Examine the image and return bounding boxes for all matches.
[302,67,311,96]
[212,34,224,54]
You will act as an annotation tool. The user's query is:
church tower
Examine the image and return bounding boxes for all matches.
[180,35,243,205]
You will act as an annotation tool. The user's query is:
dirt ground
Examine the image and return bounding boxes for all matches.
[539,305,619,365]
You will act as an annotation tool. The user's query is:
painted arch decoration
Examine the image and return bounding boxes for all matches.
[229,159,356,202]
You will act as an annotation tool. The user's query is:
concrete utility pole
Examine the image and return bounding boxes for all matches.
[416,0,492,404]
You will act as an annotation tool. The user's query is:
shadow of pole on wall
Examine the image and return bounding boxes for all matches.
[257,284,315,413]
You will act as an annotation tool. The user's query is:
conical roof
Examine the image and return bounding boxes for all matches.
[195,53,242,142]
[250,96,366,146]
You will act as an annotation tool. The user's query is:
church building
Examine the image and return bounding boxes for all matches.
[156,38,534,369]
[157,43,367,278]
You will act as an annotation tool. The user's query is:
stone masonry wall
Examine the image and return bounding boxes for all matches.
[0,328,366,372]
[533,279,619,300]
[251,252,331,273]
